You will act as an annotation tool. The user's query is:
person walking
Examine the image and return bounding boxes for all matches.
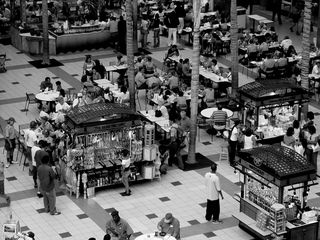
[272,0,282,25]
[4,117,17,168]
[38,155,60,215]
[164,3,179,46]
[106,210,133,240]
[121,149,131,196]
[205,164,224,224]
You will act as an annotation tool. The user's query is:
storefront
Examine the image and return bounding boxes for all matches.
[62,103,158,199]
[238,79,309,145]
[233,145,318,240]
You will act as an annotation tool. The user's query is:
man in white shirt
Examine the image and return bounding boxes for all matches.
[205,164,224,223]
[31,141,41,189]
[121,149,131,196]
[73,93,87,108]
[24,121,38,168]
[280,36,293,52]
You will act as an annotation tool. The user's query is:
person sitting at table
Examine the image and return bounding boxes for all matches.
[40,115,54,133]
[256,21,267,34]
[40,77,53,91]
[258,54,276,78]
[201,56,213,69]
[247,39,258,60]
[166,71,179,90]
[276,52,288,68]
[259,41,269,58]
[73,92,87,108]
[116,55,126,66]
[55,96,70,114]
[117,86,130,105]
[55,81,65,98]
[175,91,187,112]
[157,213,181,240]
[157,98,169,119]
[93,59,106,79]
[165,44,179,60]
[92,68,101,80]
[285,45,297,58]
[211,59,220,74]
[210,104,227,137]
[181,58,191,85]
[135,67,147,89]
[202,83,216,108]
[134,57,144,72]
[147,72,162,89]
[280,36,293,53]
[144,56,157,76]
[311,61,320,76]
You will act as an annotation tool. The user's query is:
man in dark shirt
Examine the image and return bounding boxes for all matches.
[40,77,53,91]
[106,210,133,240]
[164,3,179,46]
[118,16,127,53]
[38,155,60,215]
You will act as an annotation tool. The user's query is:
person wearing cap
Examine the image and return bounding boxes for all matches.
[106,210,133,240]
[73,92,87,108]
[4,117,17,168]
[228,118,241,166]
[205,164,224,223]
[24,121,38,169]
[40,77,53,91]
[157,213,180,240]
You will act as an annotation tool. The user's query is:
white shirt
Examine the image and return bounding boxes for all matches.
[31,146,41,166]
[159,105,169,119]
[55,102,70,113]
[121,158,131,168]
[73,98,87,107]
[281,39,293,51]
[244,135,254,150]
[230,126,238,142]
[204,172,221,201]
[312,65,320,75]
[24,129,37,147]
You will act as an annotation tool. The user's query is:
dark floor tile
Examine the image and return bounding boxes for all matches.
[171,181,182,186]
[314,112,320,116]
[0,90,6,93]
[11,82,19,85]
[77,213,88,219]
[5,58,11,61]
[159,197,170,202]
[6,176,17,181]
[36,208,47,214]
[71,74,79,77]
[316,192,320,196]
[52,76,60,79]
[199,202,207,208]
[234,181,242,186]
[105,207,117,214]
[24,73,32,76]
[56,191,65,197]
[202,141,212,145]
[16,51,23,54]
[20,226,30,232]
[133,232,143,237]
[188,219,200,225]
[203,232,216,238]
[59,232,72,238]
[146,213,158,219]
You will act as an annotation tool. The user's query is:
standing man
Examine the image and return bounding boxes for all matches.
[121,149,131,196]
[175,2,186,34]
[24,121,38,170]
[205,164,224,224]
[157,213,181,240]
[38,155,60,215]
[228,119,241,166]
[272,0,282,25]
[118,15,127,53]
[4,117,17,168]
[34,140,49,197]
[106,210,133,240]
[164,3,179,46]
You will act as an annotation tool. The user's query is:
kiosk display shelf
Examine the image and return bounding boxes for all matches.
[233,146,318,240]
[238,79,309,145]
[63,103,156,199]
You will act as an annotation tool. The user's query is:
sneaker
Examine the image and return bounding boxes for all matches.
[5,164,10,168]
[34,184,38,189]
[37,192,43,198]
[11,161,18,164]
[50,211,61,216]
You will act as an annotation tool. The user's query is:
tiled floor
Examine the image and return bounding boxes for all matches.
[0,6,320,240]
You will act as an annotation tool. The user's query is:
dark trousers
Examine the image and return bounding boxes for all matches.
[206,199,220,221]
[272,8,282,24]
[41,188,56,214]
[229,140,238,165]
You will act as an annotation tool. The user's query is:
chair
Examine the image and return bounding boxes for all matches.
[23,93,37,114]
[0,53,6,73]
[197,117,213,142]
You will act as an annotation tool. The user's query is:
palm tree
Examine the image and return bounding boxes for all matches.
[186,0,202,164]
[230,0,239,96]
[42,0,50,65]
[300,0,312,90]
[126,0,135,110]
[317,2,320,49]
[132,0,139,54]
[21,0,26,23]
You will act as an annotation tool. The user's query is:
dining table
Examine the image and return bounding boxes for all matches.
[36,91,60,102]
[135,233,176,240]
[139,110,171,133]
[104,64,128,80]
[94,79,122,98]
[201,107,234,119]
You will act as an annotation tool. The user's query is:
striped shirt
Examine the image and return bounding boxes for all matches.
[211,110,227,124]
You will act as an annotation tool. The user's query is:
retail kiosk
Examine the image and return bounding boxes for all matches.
[238,79,309,145]
[233,145,318,240]
[63,103,158,198]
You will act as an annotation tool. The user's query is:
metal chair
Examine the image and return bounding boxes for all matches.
[23,93,37,114]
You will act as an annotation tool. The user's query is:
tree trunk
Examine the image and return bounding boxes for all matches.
[230,0,239,96]
[317,2,320,49]
[186,0,201,164]
[300,0,312,90]
[10,0,15,23]
[126,0,136,110]
[132,0,139,53]
[20,0,26,23]
[42,0,50,65]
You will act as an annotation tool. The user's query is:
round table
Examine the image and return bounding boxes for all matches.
[36,91,60,102]
[135,233,176,240]
[201,107,233,118]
